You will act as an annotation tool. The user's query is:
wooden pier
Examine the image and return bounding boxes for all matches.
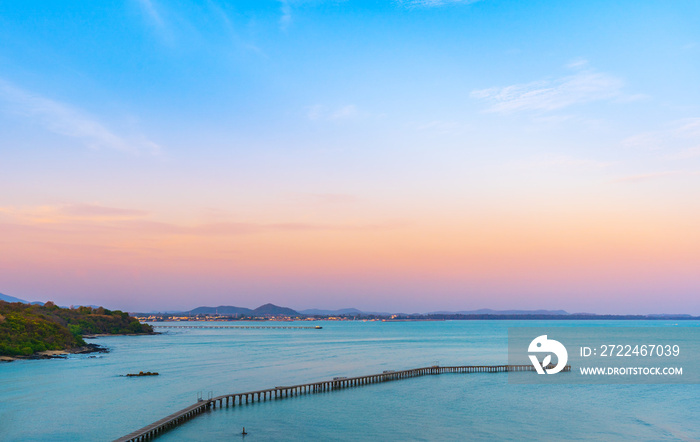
[115,363,570,442]
[150,325,322,330]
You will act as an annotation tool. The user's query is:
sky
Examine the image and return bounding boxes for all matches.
[1,0,699,314]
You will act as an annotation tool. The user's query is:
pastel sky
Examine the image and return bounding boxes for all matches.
[1,0,699,314]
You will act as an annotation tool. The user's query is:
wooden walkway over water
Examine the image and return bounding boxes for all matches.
[115,363,570,441]
[150,325,322,330]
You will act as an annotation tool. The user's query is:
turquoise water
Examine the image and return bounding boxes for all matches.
[0,320,698,441]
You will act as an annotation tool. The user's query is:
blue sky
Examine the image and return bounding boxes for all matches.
[1,0,700,313]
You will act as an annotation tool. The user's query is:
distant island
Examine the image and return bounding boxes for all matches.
[0,300,153,360]
[183,303,299,317]
[135,303,700,321]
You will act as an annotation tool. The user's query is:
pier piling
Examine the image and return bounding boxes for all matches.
[114,364,570,442]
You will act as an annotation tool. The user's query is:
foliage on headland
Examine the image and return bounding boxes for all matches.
[0,301,153,357]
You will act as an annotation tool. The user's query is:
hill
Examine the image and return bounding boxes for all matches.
[251,303,299,316]
[0,293,28,304]
[178,303,300,317]
[0,300,153,357]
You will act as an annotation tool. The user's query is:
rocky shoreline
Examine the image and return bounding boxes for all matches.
[0,343,108,362]
[1,331,159,362]
[82,331,159,338]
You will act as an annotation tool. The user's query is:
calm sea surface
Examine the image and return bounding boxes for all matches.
[0,320,698,441]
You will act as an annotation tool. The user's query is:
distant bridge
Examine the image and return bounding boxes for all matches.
[115,364,570,441]
[150,324,322,330]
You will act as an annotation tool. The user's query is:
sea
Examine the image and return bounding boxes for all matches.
[0,320,698,441]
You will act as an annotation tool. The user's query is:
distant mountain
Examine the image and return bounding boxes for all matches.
[186,306,253,315]
[140,304,697,319]
[0,293,28,304]
[251,303,299,316]
[180,303,299,316]
[298,308,570,317]
[304,308,409,316]
[647,314,693,318]
[301,308,569,317]
[427,309,570,316]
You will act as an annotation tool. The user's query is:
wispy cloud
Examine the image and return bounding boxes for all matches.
[471,64,625,114]
[612,170,683,183]
[115,219,399,236]
[0,204,149,224]
[133,0,181,45]
[207,2,267,57]
[674,118,700,138]
[623,118,700,153]
[58,204,150,219]
[136,0,164,28]
[306,104,325,120]
[566,58,589,69]
[0,78,160,154]
[665,146,700,160]
[517,154,616,170]
[530,114,576,124]
[395,0,482,7]
[0,204,397,236]
[329,105,358,120]
[279,0,292,30]
[305,193,359,205]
